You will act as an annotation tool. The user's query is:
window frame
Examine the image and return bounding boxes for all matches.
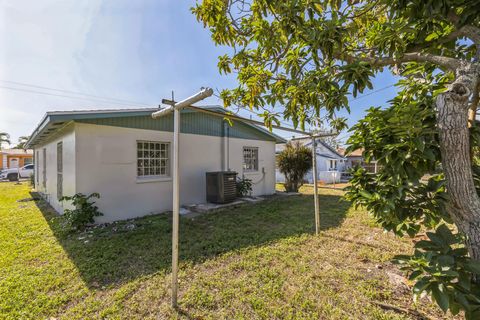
[328,159,337,171]
[57,142,63,200]
[35,150,39,185]
[243,146,259,172]
[136,140,170,179]
[42,148,47,189]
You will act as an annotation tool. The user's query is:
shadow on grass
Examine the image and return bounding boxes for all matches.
[31,192,350,288]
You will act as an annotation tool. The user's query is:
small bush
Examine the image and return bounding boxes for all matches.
[60,193,103,231]
[30,173,35,187]
[277,141,312,192]
[237,177,253,197]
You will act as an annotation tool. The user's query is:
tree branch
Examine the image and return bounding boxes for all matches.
[462,25,480,45]
[447,11,461,27]
[407,27,470,53]
[269,40,292,73]
[337,52,461,71]
[446,10,480,58]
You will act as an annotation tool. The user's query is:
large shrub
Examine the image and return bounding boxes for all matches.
[277,142,312,192]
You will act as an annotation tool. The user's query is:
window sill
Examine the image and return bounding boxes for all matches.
[243,171,260,175]
[136,176,172,184]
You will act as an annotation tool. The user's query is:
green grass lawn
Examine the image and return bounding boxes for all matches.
[0,182,451,319]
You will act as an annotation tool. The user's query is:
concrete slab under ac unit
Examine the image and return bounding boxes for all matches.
[181,196,267,219]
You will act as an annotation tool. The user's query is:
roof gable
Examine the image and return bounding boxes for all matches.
[304,139,344,159]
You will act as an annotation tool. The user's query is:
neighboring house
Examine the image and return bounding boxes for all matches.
[337,147,363,168]
[25,107,285,223]
[337,147,379,173]
[276,137,346,184]
[0,149,33,170]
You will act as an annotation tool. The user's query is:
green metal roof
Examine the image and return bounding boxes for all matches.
[26,106,286,147]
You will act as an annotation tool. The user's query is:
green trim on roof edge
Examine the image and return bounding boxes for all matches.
[76,111,278,142]
[26,107,286,147]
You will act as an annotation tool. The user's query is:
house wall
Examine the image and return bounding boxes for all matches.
[227,136,276,197]
[303,159,343,184]
[34,124,76,213]
[74,123,276,223]
[315,143,346,172]
[7,155,33,168]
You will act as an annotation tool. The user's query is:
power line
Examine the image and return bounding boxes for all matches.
[336,133,350,141]
[0,80,153,107]
[350,84,396,101]
[0,85,155,108]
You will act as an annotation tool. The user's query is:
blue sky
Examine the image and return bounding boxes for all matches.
[0,0,398,146]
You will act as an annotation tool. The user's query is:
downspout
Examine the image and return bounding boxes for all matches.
[221,121,225,170]
[221,121,230,171]
[226,124,230,171]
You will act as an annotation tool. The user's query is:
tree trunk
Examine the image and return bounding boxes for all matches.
[436,63,480,276]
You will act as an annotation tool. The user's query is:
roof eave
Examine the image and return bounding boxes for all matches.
[24,113,52,149]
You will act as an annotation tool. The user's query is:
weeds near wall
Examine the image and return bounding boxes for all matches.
[60,193,103,231]
[236,177,253,197]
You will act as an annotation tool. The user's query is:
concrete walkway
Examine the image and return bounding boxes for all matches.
[180,192,301,219]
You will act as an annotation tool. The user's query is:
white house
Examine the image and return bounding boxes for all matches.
[276,137,346,184]
[26,107,285,223]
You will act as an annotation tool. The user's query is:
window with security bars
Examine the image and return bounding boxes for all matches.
[137,141,170,177]
[243,147,258,172]
[57,142,63,199]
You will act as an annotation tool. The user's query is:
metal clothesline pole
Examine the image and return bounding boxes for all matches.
[152,88,214,308]
[152,94,337,307]
[171,105,180,307]
[311,136,320,234]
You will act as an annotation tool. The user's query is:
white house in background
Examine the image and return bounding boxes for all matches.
[276,137,346,184]
[25,107,285,223]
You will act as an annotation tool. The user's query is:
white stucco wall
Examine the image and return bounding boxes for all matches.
[34,124,76,214]
[74,123,276,223]
[225,136,276,197]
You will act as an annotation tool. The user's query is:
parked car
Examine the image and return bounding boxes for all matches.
[0,164,34,181]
